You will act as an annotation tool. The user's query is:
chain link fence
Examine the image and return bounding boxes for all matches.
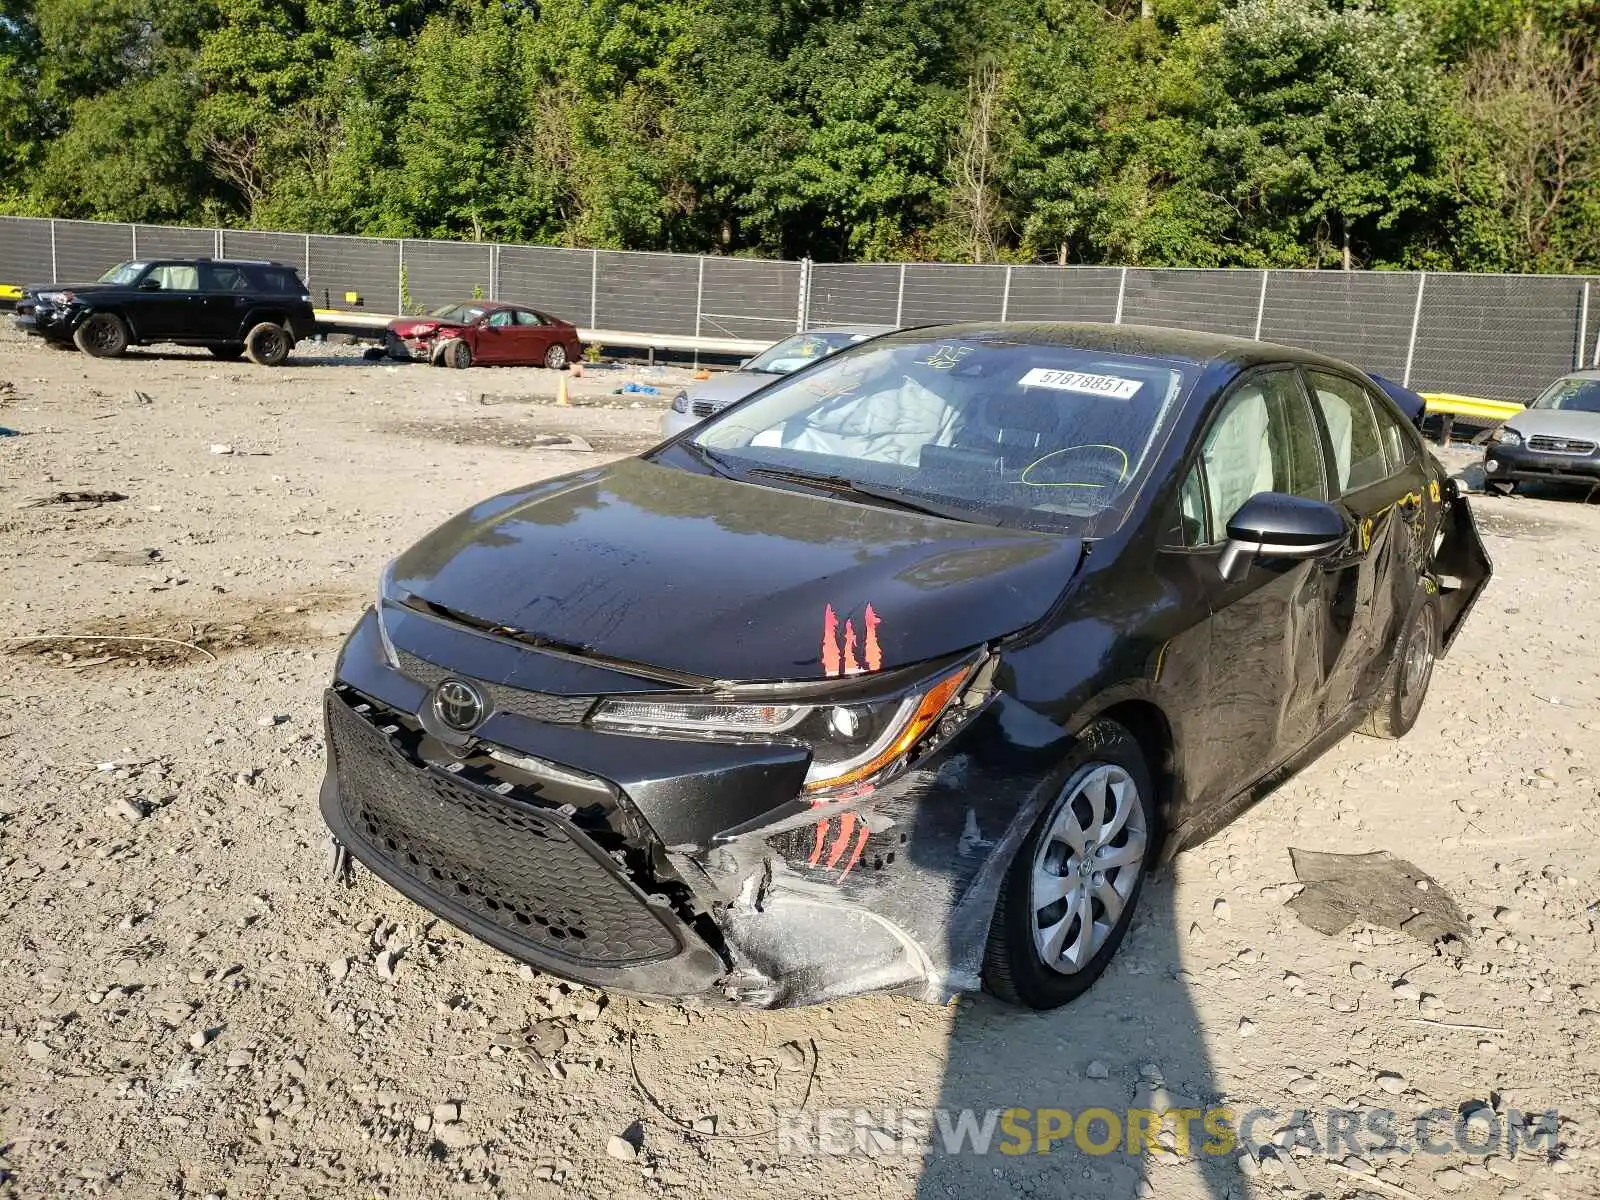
[3,215,1597,399]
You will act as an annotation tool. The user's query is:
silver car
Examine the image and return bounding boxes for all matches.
[660,325,895,438]
[1483,369,1600,495]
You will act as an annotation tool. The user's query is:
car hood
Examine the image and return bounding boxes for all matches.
[389,317,466,337]
[25,281,117,297]
[388,457,1082,682]
[1507,409,1600,441]
[685,371,774,407]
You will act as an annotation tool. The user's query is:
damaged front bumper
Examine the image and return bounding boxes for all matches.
[321,606,1060,1007]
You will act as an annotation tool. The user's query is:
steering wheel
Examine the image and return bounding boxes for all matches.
[1018,444,1130,491]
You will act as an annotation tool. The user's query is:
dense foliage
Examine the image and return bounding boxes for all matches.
[1,0,1596,270]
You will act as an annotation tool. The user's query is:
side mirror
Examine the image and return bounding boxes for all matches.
[1218,492,1346,581]
[138,277,161,291]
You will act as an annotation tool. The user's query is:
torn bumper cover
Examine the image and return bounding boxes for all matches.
[321,606,1059,1007]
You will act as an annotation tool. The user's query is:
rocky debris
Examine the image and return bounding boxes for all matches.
[1374,1070,1407,1095]
[605,1133,638,1162]
[1085,1059,1109,1080]
[775,1041,807,1072]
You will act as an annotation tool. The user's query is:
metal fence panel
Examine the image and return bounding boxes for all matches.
[806,264,902,326]
[0,217,55,284]
[1005,266,1123,323]
[53,219,134,282]
[219,230,309,274]
[900,264,1009,325]
[308,234,400,312]
[1259,270,1419,380]
[1410,274,1585,401]
[1122,269,1260,338]
[496,245,593,325]
[134,223,216,260]
[697,257,801,340]
[594,251,698,335]
[403,240,492,312]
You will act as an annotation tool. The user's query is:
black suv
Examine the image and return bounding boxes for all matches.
[15,258,318,366]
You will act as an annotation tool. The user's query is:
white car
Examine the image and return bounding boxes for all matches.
[660,326,894,438]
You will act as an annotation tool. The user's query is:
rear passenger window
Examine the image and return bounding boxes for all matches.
[251,267,301,294]
[1367,391,1417,474]
[1307,371,1389,492]
[516,310,546,326]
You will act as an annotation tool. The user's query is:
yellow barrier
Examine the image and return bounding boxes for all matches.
[1421,392,1524,423]
[0,283,22,302]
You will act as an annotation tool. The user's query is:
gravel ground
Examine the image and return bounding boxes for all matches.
[3,327,1600,1200]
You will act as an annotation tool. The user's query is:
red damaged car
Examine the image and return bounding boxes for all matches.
[385,301,583,369]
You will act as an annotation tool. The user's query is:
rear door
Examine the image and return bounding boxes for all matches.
[129,263,203,339]
[514,308,557,364]
[1302,369,1432,720]
[198,263,254,340]
[1164,367,1335,808]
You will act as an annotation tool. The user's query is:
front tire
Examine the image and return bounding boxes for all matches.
[244,322,291,366]
[544,343,569,370]
[983,719,1158,1009]
[73,313,129,358]
[1359,593,1439,740]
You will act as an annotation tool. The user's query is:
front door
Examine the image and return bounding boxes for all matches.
[1302,369,1433,720]
[128,263,202,340]
[1165,368,1335,810]
[474,308,518,363]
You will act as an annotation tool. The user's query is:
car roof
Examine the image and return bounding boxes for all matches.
[892,321,1367,376]
[1556,368,1600,382]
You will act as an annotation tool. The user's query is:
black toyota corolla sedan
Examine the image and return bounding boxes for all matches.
[320,324,1491,1010]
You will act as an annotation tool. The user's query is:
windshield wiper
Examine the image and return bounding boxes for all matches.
[679,440,742,478]
[742,466,1004,526]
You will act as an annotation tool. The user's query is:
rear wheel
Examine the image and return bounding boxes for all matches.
[1359,594,1439,740]
[73,313,129,358]
[244,322,291,366]
[209,344,245,361]
[983,719,1157,1009]
[544,342,569,370]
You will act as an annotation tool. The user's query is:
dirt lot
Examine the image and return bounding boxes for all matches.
[3,326,1600,1200]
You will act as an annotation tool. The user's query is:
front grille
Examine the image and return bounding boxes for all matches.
[396,650,595,724]
[1528,434,1597,456]
[690,399,725,418]
[327,696,680,966]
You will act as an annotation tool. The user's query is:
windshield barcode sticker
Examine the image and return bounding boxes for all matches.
[1018,368,1143,399]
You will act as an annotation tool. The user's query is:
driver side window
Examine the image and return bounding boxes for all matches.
[1177,370,1328,546]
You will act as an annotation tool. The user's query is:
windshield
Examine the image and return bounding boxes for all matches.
[1532,377,1600,414]
[746,330,871,374]
[689,332,1198,532]
[98,262,146,285]
[428,303,488,323]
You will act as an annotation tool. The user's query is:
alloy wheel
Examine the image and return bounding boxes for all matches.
[1400,604,1436,720]
[1030,763,1147,975]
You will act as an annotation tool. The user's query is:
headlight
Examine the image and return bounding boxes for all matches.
[1491,426,1523,447]
[670,391,690,414]
[589,662,973,793]
[375,559,400,667]
[36,290,74,305]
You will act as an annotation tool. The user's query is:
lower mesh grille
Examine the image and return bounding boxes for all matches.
[327,696,680,966]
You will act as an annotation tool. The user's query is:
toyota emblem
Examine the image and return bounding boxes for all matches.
[433,679,486,732]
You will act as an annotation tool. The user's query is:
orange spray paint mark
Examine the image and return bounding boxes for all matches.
[842,619,861,675]
[824,811,858,870]
[807,819,829,866]
[863,604,881,672]
[837,823,871,881]
[821,605,841,678]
